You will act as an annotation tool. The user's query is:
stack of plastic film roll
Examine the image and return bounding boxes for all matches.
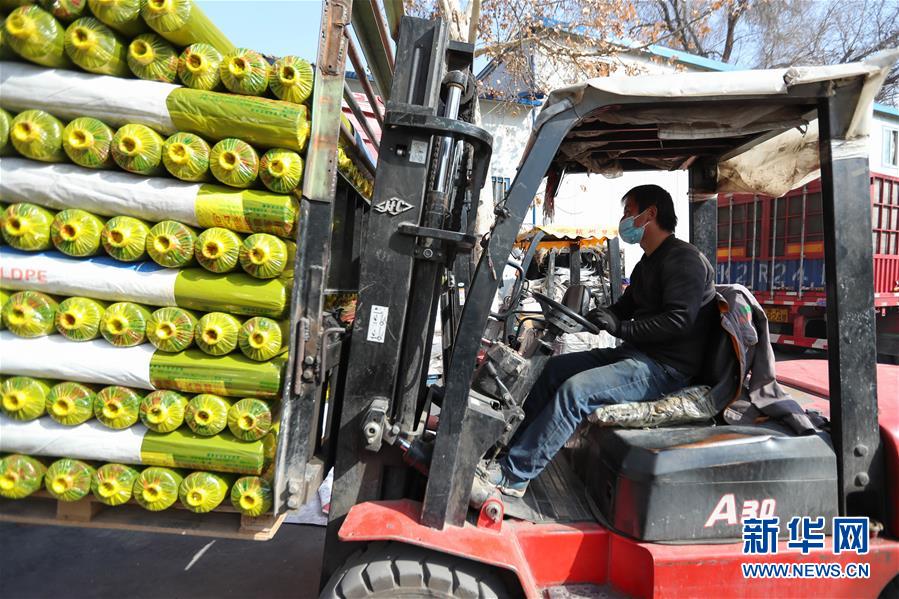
[127,33,178,82]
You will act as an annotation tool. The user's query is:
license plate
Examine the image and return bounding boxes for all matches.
[764,307,790,323]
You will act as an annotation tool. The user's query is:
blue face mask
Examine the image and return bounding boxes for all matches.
[619,209,649,245]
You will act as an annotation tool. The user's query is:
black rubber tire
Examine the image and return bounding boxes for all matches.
[880,574,899,599]
[321,542,512,598]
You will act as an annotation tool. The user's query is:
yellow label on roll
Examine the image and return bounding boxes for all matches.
[194,190,250,232]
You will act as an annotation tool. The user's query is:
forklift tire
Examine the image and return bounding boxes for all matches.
[321,541,512,598]
[880,575,899,599]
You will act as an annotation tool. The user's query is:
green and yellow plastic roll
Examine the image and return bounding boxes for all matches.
[238,233,295,280]
[9,109,67,163]
[45,458,95,501]
[139,389,188,432]
[0,289,8,329]
[101,215,150,262]
[1,376,52,420]
[38,0,87,22]
[46,381,97,425]
[62,117,115,169]
[2,291,58,338]
[111,124,164,175]
[92,463,139,506]
[0,109,11,155]
[149,349,285,399]
[0,15,12,61]
[0,454,46,499]
[134,466,183,511]
[100,301,152,347]
[3,5,72,67]
[162,132,210,182]
[195,311,241,356]
[174,269,290,318]
[190,186,298,238]
[146,306,196,353]
[269,55,313,104]
[238,317,289,362]
[93,384,143,428]
[51,208,105,257]
[227,397,273,442]
[220,47,269,96]
[230,475,272,516]
[55,296,106,341]
[140,0,234,53]
[258,148,303,194]
[195,226,242,273]
[127,33,178,82]
[146,220,197,268]
[184,393,231,436]
[177,42,221,90]
[64,16,129,76]
[86,0,145,37]
[2,202,55,250]
[209,138,258,189]
[179,470,232,513]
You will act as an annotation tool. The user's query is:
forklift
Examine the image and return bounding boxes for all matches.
[303,8,899,597]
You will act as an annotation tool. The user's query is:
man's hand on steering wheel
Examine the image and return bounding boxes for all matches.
[586,307,620,335]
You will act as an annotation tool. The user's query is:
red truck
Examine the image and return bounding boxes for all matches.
[716,172,899,361]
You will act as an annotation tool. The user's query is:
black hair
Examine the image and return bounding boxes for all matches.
[622,184,677,232]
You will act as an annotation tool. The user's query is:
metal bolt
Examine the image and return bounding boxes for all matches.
[422,248,434,259]
[365,422,381,439]
[304,355,315,365]
[855,472,870,487]
[485,503,501,522]
[302,368,315,381]
[287,495,300,509]
[854,445,869,457]
[288,481,301,494]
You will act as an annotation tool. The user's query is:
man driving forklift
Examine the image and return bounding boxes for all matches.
[474,184,719,499]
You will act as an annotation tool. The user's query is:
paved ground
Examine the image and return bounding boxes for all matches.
[0,522,326,599]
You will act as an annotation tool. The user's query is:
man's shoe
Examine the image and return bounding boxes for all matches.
[475,461,529,499]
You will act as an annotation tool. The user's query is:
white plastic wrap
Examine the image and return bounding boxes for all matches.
[0,248,179,306]
[0,417,146,463]
[0,332,155,389]
[0,61,177,133]
[0,158,201,226]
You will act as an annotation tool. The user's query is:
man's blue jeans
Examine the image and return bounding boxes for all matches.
[501,344,690,482]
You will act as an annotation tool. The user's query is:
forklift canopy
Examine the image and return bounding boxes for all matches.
[532,49,898,197]
[514,224,616,251]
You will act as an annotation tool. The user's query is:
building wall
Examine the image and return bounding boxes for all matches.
[871,111,899,177]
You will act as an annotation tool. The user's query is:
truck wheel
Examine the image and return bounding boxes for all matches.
[321,542,512,598]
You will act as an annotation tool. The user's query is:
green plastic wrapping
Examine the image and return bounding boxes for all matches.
[184,392,231,436]
[9,109,67,163]
[101,215,150,262]
[230,475,272,516]
[238,233,295,280]
[46,381,96,425]
[194,185,299,238]
[1,376,52,420]
[220,47,269,96]
[45,458,95,501]
[140,428,267,474]
[62,117,115,169]
[139,389,188,432]
[112,123,164,175]
[0,15,13,61]
[127,33,178,82]
[2,202,54,250]
[3,5,72,67]
[0,108,11,155]
[209,138,258,189]
[171,268,289,318]
[149,349,285,399]
[195,226,242,273]
[269,55,313,104]
[145,220,197,268]
[166,88,310,152]
[195,311,241,356]
[140,0,234,53]
[93,384,143,428]
[134,466,183,511]
[92,462,138,505]
[162,131,210,182]
[51,208,105,257]
[39,0,87,21]
[227,397,273,441]
[86,0,145,37]
[238,317,288,362]
[177,42,221,90]
[146,306,196,353]
[259,148,303,194]
[55,296,106,341]
[2,291,58,338]
[100,301,151,347]
[179,470,231,513]
[64,16,128,76]
[0,288,8,330]
[0,454,46,499]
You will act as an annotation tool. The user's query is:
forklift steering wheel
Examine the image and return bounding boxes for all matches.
[530,291,600,335]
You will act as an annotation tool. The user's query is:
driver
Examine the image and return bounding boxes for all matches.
[474,184,718,499]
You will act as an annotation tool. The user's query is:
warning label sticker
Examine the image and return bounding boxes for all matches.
[367,305,389,343]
